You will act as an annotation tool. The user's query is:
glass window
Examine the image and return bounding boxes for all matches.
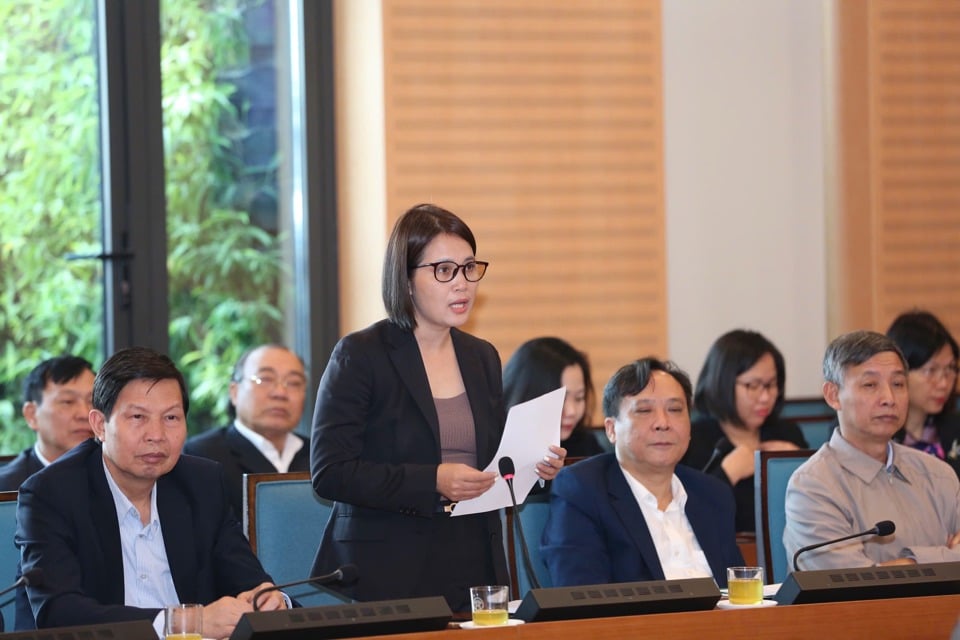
[0,0,104,452]
[161,0,307,431]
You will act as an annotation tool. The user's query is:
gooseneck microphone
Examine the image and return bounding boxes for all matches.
[792,520,896,572]
[701,437,734,474]
[499,456,541,592]
[252,564,359,611]
[0,568,43,632]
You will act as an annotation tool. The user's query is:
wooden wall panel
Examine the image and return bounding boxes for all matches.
[833,0,960,336]
[382,0,665,402]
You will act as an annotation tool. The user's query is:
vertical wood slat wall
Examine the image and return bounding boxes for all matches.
[381,0,665,402]
[833,0,960,337]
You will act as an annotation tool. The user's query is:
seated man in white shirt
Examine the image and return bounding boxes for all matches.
[0,355,95,491]
[15,347,287,637]
[184,344,310,516]
[541,357,744,587]
[784,330,960,570]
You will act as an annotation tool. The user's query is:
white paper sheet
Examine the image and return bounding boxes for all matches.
[452,387,564,516]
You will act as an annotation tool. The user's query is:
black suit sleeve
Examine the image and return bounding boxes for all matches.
[311,334,439,516]
[17,478,158,628]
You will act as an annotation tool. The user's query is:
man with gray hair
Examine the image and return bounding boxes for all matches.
[784,330,960,570]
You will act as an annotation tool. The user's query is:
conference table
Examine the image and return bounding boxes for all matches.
[351,594,960,640]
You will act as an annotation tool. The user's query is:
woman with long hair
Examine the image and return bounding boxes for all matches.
[886,310,960,478]
[503,337,606,458]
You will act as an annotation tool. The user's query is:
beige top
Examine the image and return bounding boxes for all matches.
[435,392,477,468]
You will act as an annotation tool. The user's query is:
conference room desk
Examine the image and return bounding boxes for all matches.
[356,595,960,640]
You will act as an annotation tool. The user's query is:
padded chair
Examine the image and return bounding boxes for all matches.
[0,491,19,631]
[243,472,347,608]
[754,450,814,585]
[503,456,588,599]
[504,490,552,600]
[780,397,833,419]
[795,419,835,450]
[590,428,614,453]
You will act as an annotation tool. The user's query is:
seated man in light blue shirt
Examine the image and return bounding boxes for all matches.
[15,347,287,637]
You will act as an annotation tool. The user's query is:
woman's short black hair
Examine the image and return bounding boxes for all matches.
[886,309,959,421]
[693,329,786,427]
[503,337,595,431]
[603,357,692,419]
[381,203,477,330]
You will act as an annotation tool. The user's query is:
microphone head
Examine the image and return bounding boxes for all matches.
[336,564,359,585]
[498,456,515,478]
[874,520,896,536]
[714,437,734,455]
[21,568,42,587]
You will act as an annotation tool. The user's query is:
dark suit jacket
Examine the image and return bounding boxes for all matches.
[14,439,273,630]
[0,448,43,491]
[183,424,310,517]
[310,319,509,601]
[541,453,743,588]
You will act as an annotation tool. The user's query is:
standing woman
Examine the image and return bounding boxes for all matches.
[886,310,960,478]
[679,329,807,532]
[310,204,565,611]
[503,337,606,458]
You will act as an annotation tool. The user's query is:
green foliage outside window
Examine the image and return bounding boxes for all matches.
[0,0,284,453]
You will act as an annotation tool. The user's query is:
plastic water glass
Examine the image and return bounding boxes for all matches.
[470,585,509,626]
[727,566,764,605]
[164,603,203,640]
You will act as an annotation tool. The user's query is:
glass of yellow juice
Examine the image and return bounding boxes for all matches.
[470,585,510,626]
[164,603,203,640]
[726,566,764,605]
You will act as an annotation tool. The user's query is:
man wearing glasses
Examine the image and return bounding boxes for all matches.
[184,344,310,517]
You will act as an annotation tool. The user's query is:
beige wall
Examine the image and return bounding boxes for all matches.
[663,0,829,396]
[333,1,840,397]
[333,0,388,332]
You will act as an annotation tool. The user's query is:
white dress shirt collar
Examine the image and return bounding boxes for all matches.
[619,467,714,582]
[233,419,304,473]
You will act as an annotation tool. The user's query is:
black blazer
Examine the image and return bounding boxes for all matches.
[14,439,273,630]
[0,448,44,491]
[183,425,310,517]
[542,453,743,587]
[310,320,509,601]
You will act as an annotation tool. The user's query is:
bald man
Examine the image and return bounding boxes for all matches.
[184,344,310,516]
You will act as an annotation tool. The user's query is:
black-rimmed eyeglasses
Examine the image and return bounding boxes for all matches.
[413,260,489,283]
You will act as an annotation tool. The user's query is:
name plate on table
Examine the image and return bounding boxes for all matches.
[0,620,156,640]
[515,577,721,622]
[776,561,960,605]
[229,595,452,640]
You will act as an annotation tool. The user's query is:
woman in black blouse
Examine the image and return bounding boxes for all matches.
[680,329,807,532]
